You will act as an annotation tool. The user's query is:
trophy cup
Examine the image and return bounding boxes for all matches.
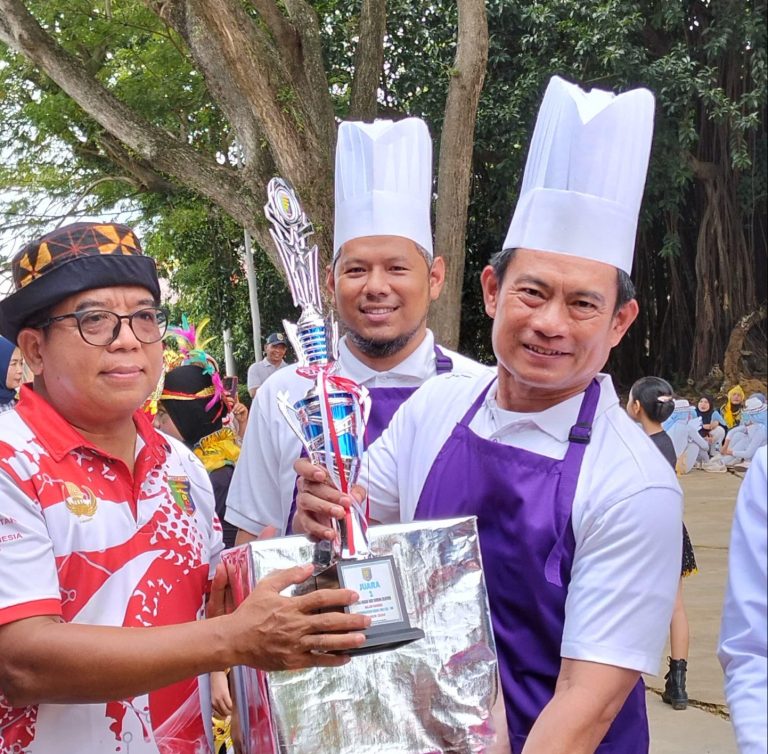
[264,177,424,653]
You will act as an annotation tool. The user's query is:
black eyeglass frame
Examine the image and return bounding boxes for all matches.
[35,307,169,346]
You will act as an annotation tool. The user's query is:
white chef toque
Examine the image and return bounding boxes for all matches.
[334,118,433,258]
[503,76,655,274]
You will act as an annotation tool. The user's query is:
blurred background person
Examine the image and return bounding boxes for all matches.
[626,377,676,465]
[720,385,746,431]
[0,334,24,412]
[695,394,726,457]
[627,377,697,710]
[704,395,768,472]
[247,331,288,399]
[718,446,767,754]
[664,399,709,473]
[154,323,243,549]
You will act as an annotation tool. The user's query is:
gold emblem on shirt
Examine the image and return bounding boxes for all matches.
[63,482,98,520]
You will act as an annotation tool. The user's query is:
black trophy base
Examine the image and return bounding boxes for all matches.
[296,553,424,656]
[344,625,425,656]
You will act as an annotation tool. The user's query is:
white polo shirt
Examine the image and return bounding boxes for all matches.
[225,331,491,535]
[363,371,683,675]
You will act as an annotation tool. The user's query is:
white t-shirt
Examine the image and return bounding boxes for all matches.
[718,445,767,754]
[363,371,682,675]
[225,331,491,535]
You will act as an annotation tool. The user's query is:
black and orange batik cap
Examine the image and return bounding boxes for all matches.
[0,222,161,344]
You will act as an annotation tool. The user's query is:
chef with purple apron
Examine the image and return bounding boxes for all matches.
[226,117,490,540]
[294,76,683,753]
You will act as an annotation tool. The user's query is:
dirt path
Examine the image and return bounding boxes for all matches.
[646,469,747,753]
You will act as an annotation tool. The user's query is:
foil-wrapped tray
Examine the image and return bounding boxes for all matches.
[223,516,498,753]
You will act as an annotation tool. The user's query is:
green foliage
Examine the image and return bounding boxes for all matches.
[143,196,295,382]
[454,0,767,383]
[1,0,765,384]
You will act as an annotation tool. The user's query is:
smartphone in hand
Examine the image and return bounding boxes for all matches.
[222,376,238,400]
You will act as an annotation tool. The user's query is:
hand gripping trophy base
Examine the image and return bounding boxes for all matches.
[305,555,425,655]
[267,176,423,655]
[278,379,424,655]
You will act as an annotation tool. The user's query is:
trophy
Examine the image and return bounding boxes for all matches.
[264,177,424,653]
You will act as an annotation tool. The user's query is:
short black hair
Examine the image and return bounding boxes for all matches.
[489,247,636,315]
[629,376,675,423]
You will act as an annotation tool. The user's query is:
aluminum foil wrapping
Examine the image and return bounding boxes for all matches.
[223,516,498,754]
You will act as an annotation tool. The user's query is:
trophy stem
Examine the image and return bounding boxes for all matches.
[265,176,371,564]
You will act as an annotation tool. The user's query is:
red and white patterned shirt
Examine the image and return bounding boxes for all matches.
[0,386,224,754]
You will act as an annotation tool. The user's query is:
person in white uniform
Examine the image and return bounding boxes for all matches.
[226,117,489,541]
[294,77,682,753]
[664,399,710,473]
[718,445,767,754]
[704,396,768,472]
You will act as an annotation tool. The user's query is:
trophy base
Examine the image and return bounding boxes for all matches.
[344,625,425,656]
[296,553,425,656]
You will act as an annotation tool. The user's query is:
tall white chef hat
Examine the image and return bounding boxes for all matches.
[334,118,433,258]
[502,76,655,274]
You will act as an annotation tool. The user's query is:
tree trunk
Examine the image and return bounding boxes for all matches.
[349,0,387,120]
[430,0,488,349]
[721,305,767,391]
[158,0,336,262]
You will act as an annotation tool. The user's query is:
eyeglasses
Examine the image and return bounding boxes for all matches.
[36,307,168,346]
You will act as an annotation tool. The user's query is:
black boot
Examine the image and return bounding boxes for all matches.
[662,657,688,710]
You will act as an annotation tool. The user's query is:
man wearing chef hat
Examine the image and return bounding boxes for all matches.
[294,77,683,753]
[226,117,490,541]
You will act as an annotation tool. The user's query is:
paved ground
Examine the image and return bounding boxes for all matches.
[646,468,747,753]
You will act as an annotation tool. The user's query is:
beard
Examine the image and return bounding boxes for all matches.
[345,319,425,360]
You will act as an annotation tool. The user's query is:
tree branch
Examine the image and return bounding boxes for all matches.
[96,132,181,195]
[247,0,299,69]
[282,0,337,153]
[153,0,334,256]
[244,0,335,153]
[349,0,387,120]
[0,0,263,231]
[430,0,488,349]
[56,176,139,226]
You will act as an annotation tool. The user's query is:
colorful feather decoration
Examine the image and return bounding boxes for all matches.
[167,315,217,375]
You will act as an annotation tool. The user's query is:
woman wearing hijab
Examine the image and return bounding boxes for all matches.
[0,335,24,412]
[705,396,768,472]
[664,399,710,473]
[695,394,726,456]
[721,385,746,430]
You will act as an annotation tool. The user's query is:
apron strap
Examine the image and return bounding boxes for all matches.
[434,345,454,375]
[544,378,602,586]
[458,375,497,426]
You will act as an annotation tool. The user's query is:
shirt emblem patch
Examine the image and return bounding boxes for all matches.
[168,476,196,516]
[62,481,98,520]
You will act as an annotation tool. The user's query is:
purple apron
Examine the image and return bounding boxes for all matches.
[364,346,453,443]
[414,378,648,753]
[286,347,453,531]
